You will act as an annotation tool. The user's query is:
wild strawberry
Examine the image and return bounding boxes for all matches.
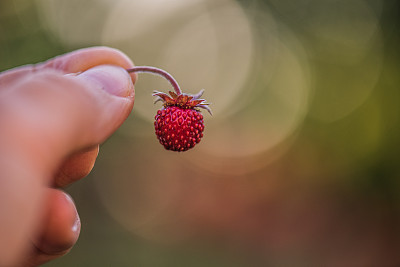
[126,66,211,152]
[153,91,209,151]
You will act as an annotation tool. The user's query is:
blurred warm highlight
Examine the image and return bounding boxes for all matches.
[1,0,399,266]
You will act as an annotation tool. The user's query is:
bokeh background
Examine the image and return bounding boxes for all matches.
[1,0,400,266]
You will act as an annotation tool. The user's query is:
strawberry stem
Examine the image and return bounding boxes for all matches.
[126,66,182,95]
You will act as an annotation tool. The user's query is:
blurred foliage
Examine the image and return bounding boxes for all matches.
[0,1,65,71]
[1,0,400,266]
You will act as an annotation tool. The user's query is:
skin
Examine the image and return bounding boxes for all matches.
[0,46,136,266]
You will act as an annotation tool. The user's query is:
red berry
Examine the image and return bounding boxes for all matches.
[152,90,210,152]
[155,106,204,151]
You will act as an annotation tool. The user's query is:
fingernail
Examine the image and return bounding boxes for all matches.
[64,193,81,238]
[72,213,81,235]
[76,65,134,97]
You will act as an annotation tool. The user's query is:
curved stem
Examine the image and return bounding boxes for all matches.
[126,66,182,95]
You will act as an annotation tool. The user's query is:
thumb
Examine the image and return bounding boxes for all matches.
[1,65,134,177]
[73,64,135,145]
[49,65,136,187]
[75,64,135,98]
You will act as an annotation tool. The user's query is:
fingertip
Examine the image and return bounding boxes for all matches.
[76,65,135,98]
[39,46,135,74]
[69,64,135,146]
[26,190,80,266]
[33,189,80,255]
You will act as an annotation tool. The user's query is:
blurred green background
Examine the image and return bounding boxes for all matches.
[1,0,400,266]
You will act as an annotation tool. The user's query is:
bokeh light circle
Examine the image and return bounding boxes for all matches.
[269,0,383,122]
[101,0,255,123]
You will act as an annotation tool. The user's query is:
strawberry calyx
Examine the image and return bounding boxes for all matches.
[153,89,212,115]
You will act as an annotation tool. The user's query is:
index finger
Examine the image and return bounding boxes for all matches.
[39,46,135,74]
[0,46,137,88]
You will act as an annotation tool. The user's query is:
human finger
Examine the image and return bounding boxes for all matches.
[0,65,134,183]
[0,46,137,89]
[27,189,80,267]
[54,145,99,188]
[39,46,135,75]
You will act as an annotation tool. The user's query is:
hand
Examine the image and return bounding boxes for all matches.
[0,47,136,266]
